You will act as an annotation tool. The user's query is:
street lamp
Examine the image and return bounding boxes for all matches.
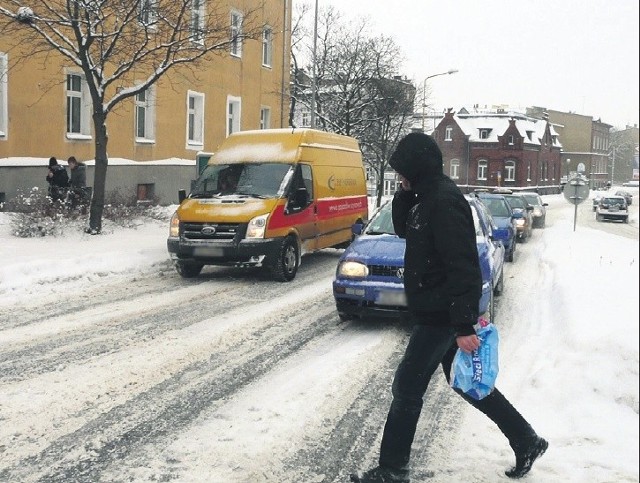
[566,158,571,178]
[421,69,458,132]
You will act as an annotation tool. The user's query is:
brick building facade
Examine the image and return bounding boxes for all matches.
[432,109,562,194]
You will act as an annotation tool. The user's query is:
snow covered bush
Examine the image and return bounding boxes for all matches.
[4,187,170,237]
[15,6,35,24]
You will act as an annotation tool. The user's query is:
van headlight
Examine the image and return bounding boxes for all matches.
[246,213,269,239]
[337,261,369,278]
[169,212,180,237]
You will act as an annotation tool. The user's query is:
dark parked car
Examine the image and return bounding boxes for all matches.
[503,194,534,241]
[520,192,548,227]
[615,190,633,206]
[596,195,629,223]
[476,192,518,262]
[332,196,505,322]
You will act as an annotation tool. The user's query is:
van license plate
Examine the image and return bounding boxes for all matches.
[376,290,407,306]
[193,247,224,257]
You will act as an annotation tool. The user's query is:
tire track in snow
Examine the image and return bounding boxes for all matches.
[0,285,339,482]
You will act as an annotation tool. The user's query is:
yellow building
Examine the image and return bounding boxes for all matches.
[0,1,292,204]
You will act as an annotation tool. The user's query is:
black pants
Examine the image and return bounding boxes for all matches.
[379,324,535,470]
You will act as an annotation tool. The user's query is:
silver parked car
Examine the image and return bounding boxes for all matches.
[519,192,548,228]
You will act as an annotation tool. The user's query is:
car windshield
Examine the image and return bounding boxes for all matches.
[603,197,625,205]
[191,162,293,198]
[522,194,541,206]
[483,198,511,217]
[364,203,395,235]
[505,196,526,209]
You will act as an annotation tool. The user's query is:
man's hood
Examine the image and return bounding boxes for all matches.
[389,132,443,192]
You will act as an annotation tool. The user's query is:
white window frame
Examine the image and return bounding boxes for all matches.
[186,90,205,149]
[262,26,273,67]
[191,0,205,44]
[477,159,488,180]
[226,95,241,136]
[505,160,516,181]
[138,0,158,27]
[445,125,453,141]
[66,72,92,139]
[260,106,271,130]
[135,86,156,143]
[230,10,243,57]
[450,159,460,179]
[0,53,7,138]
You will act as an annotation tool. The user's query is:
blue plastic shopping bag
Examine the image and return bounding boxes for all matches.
[450,317,499,400]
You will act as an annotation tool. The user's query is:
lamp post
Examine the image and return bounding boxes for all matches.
[421,69,458,132]
[310,0,319,129]
[565,158,571,178]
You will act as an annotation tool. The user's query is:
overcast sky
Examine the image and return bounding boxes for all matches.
[319,0,639,130]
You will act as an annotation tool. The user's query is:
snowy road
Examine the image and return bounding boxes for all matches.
[0,192,637,482]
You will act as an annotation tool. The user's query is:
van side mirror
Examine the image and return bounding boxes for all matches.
[178,189,186,203]
[293,187,309,207]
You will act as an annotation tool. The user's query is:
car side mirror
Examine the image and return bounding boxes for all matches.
[526,206,534,211]
[543,202,548,206]
[352,222,364,236]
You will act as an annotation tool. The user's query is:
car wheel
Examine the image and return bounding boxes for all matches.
[175,261,203,278]
[493,269,504,296]
[506,243,514,263]
[338,312,354,322]
[270,235,299,282]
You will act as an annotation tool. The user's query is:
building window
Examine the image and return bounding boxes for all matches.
[0,53,7,138]
[227,96,241,136]
[260,107,271,130]
[505,160,516,181]
[191,0,205,44]
[384,178,401,196]
[138,0,157,26]
[477,159,488,180]
[230,10,243,57]
[187,91,204,148]
[137,183,155,202]
[66,73,91,138]
[508,135,514,145]
[301,110,310,127]
[262,26,273,67]
[445,125,453,141]
[450,159,460,179]
[135,87,155,142]
[479,129,491,139]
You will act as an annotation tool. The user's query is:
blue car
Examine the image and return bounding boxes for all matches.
[332,195,505,322]
[476,192,517,262]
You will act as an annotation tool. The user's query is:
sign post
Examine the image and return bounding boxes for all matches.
[563,174,590,231]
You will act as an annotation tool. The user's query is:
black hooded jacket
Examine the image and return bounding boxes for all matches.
[389,133,481,336]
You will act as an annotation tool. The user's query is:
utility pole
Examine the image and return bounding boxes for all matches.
[310,0,319,129]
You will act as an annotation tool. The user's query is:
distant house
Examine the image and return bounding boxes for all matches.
[432,109,562,194]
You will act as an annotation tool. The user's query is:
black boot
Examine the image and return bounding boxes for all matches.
[349,465,410,483]
[506,436,548,479]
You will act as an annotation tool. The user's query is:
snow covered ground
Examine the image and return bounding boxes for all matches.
[0,189,638,482]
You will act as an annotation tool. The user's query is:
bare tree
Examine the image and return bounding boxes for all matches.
[0,0,264,233]
[290,5,416,204]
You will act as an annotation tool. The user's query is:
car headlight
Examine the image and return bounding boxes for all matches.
[337,261,369,278]
[169,212,180,237]
[533,207,542,216]
[515,218,525,227]
[246,213,269,239]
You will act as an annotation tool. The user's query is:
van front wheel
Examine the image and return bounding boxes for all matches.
[270,236,299,282]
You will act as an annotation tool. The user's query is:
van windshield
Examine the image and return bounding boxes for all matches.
[191,163,293,199]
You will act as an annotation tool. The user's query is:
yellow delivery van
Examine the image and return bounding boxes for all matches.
[167,128,369,281]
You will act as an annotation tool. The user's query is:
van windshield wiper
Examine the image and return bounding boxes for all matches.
[235,191,268,199]
[190,191,219,198]
[365,230,394,235]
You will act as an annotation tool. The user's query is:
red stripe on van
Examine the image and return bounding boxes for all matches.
[316,195,368,219]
